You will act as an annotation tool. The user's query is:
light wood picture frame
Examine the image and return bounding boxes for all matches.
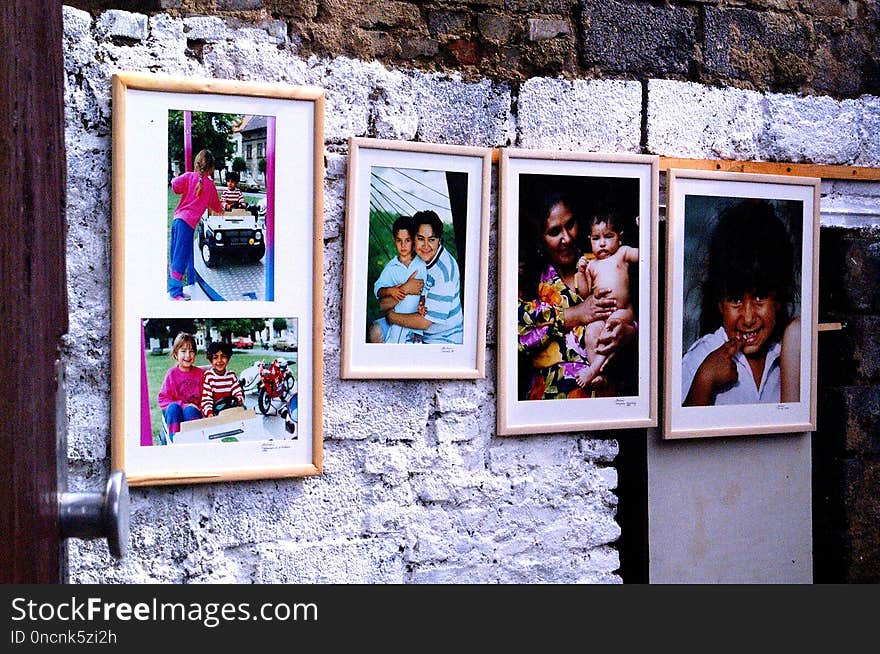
[497,149,660,435]
[663,169,820,440]
[340,138,491,379]
[111,72,324,485]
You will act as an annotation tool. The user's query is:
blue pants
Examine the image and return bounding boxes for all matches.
[168,219,195,297]
[164,402,201,436]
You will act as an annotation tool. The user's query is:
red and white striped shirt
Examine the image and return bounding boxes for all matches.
[201,369,244,416]
[221,187,244,208]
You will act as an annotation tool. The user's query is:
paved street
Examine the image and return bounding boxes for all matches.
[186,237,267,301]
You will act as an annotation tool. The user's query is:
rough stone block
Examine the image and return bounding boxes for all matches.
[703,7,812,89]
[358,1,422,28]
[579,0,697,75]
[324,377,431,442]
[218,0,264,9]
[857,95,880,166]
[448,39,482,65]
[518,77,641,151]
[579,436,619,463]
[647,79,765,159]
[435,413,480,443]
[435,385,480,414]
[508,0,573,12]
[528,18,570,41]
[488,436,581,473]
[811,18,871,97]
[203,36,308,81]
[183,16,228,42]
[762,93,861,164]
[409,72,512,146]
[478,13,513,42]
[400,37,440,59]
[842,385,880,454]
[63,6,96,69]
[843,316,880,383]
[96,10,149,41]
[255,538,406,583]
[429,10,471,37]
[264,0,318,19]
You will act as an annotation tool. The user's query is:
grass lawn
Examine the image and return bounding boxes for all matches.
[145,349,296,445]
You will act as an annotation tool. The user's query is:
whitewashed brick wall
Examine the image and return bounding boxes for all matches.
[61,6,879,584]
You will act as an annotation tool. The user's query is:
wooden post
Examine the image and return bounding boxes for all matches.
[0,0,68,582]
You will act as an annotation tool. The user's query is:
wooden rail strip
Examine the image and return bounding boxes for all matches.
[659,157,880,181]
[489,150,880,181]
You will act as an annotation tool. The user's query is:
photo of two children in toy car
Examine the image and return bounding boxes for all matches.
[111,74,324,486]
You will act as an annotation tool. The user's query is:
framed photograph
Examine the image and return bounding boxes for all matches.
[497,150,659,435]
[663,169,820,440]
[111,72,324,485]
[340,138,491,379]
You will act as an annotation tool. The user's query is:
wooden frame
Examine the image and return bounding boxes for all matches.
[111,72,324,485]
[497,149,659,435]
[663,169,820,440]
[340,137,491,379]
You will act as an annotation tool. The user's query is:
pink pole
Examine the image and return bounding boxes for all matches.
[184,111,192,172]
[140,323,153,446]
[266,116,276,301]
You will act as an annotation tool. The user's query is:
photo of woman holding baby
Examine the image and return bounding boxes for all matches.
[516,181,640,401]
[497,151,659,436]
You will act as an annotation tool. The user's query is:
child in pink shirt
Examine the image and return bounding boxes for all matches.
[157,333,204,437]
[168,149,223,300]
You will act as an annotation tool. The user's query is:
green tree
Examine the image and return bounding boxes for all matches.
[258,157,267,184]
[168,111,242,179]
[205,319,267,343]
[232,156,247,174]
[142,319,199,346]
[272,318,287,332]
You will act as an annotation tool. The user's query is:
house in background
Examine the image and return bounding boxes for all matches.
[234,114,268,190]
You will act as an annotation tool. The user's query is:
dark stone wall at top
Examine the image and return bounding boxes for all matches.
[65,0,880,98]
[815,227,880,583]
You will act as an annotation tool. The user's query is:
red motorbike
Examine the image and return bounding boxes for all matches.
[256,358,295,415]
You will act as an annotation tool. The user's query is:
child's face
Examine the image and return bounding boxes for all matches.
[589,222,621,260]
[718,291,780,358]
[227,179,238,190]
[175,346,196,370]
[210,351,230,374]
[393,229,413,259]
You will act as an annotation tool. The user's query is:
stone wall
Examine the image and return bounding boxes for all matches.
[62,4,880,583]
[65,0,880,97]
[814,221,880,583]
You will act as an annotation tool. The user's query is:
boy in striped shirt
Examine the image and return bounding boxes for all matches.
[201,341,245,417]
[221,171,246,211]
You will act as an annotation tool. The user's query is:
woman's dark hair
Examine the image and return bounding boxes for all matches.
[206,340,233,361]
[411,210,443,240]
[519,191,588,296]
[699,198,796,341]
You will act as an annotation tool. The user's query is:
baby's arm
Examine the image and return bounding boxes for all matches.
[575,256,592,298]
[621,245,639,264]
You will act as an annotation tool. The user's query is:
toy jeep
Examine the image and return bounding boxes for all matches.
[198,206,265,267]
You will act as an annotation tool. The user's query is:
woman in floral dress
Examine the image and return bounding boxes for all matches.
[517,192,635,400]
